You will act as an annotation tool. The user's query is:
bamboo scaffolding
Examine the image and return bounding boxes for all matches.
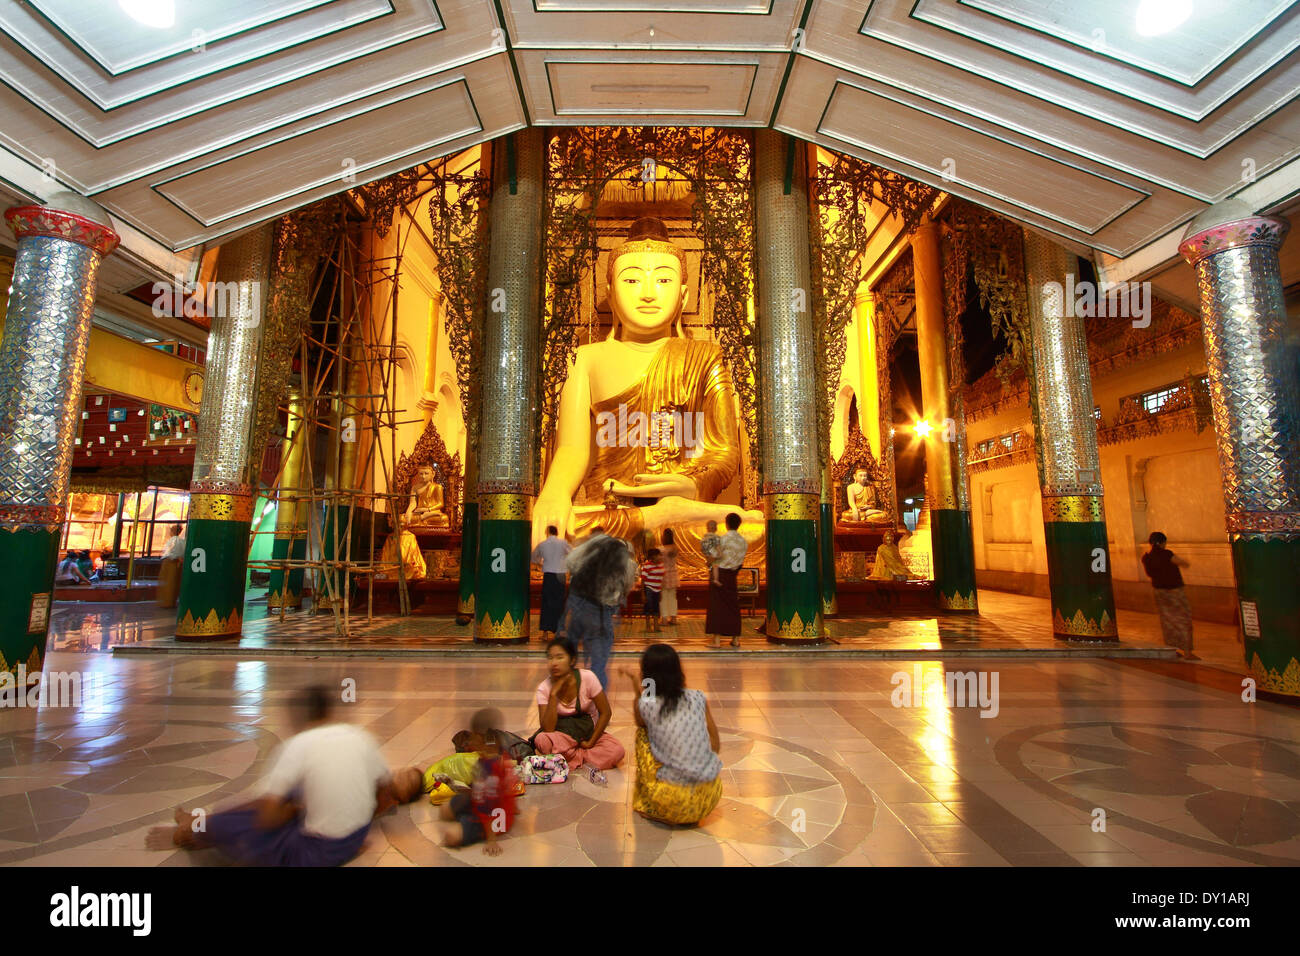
[244,220,420,636]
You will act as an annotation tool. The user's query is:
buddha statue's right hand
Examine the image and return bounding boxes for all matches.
[532,494,572,547]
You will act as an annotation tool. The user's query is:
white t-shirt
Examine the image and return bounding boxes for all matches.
[531,535,572,574]
[259,723,389,838]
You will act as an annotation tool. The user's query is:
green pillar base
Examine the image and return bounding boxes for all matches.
[933,508,978,612]
[0,527,58,674]
[819,502,838,616]
[1042,497,1117,642]
[1233,535,1300,697]
[176,510,250,640]
[267,536,306,609]
[457,500,479,623]
[765,497,825,644]
[474,495,529,644]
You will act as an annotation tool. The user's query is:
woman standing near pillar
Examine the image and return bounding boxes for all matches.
[1142,532,1197,660]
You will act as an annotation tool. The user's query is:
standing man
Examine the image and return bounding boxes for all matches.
[530,524,572,642]
[1141,532,1197,660]
[157,522,185,608]
[562,531,638,687]
[706,512,748,648]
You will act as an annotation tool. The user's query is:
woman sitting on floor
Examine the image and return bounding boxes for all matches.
[532,637,625,772]
[616,644,722,826]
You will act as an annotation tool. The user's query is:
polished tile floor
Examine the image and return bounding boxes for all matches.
[50,589,1250,672]
[3,642,1296,867]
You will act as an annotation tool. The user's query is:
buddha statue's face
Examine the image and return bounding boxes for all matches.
[417,465,433,485]
[610,250,685,339]
[854,469,868,485]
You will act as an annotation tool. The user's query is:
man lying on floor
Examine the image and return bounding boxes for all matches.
[146,684,423,866]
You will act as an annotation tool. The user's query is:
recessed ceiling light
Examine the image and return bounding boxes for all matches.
[1135,0,1193,37]
[118,0,176,29]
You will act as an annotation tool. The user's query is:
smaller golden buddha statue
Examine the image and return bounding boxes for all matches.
[870,529,912,581]
[842,467,887,524]
[405,464,449,531]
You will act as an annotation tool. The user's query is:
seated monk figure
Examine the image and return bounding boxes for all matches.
[405,464,449,530]
[869,530,913,581]
[842,467,887,523]
[532,217,762,567]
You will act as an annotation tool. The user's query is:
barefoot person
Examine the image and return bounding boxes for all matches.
[1141,531,1197,660]
[532,637,625,775]
[531,524,572,642]
[147,685,422,865]
[560,529,639,687]
[617,644,722,826]
[705,512,747,648]
[660,529,680,625]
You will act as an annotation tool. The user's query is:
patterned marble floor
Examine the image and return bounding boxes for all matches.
[2,648,1296,867]
[50,590,1250,669]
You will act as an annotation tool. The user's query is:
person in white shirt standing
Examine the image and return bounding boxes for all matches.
[706,512,748,648]
[156,522,185,608]
[530,524,573,642]
[146,685,422,866]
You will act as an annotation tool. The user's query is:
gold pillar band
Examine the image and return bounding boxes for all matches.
[189,493,254,522]
[1053,607,1117,638]
[476,610,527,640]
[479,493,532,521]
[266,589,299,609]
[765,609,823,639]
[769,493,819,520]
[940,591,978,610]
[176,608,243,637]
[1041,495,1104,523]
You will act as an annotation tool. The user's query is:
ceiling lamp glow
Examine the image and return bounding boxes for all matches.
[118,0,176,29]
[1135,0,1193,37]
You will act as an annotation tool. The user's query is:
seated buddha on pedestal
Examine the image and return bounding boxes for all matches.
[405,463,449,531]
[841,466,888,525]
[531,217,762,569]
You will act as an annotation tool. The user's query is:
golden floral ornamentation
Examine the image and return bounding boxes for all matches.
[476,611,528,640]
[1041,495,1104,523]
[188,493,254,522]
[769,493,819,521]
[176,608,243,637]
[1052,608,1117,638]
[479,494,531,522]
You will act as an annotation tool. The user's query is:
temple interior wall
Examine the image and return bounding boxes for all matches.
[361,192,465,498]
[965,332,1238,621]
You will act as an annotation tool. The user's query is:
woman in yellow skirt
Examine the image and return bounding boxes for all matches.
[617,644,723,826]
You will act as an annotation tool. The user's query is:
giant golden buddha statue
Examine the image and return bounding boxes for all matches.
[532,217,763,570]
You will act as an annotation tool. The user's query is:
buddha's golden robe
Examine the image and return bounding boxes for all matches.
[574,337,740,536]
[568,338,761,578]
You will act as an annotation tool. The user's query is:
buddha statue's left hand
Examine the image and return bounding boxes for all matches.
[606,472,697,500]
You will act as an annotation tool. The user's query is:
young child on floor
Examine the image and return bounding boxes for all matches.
[641,547,664,633]
[146,684,423,866]
[439,708,518,856]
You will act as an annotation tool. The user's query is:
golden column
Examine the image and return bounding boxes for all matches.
[474,130,545,643]
[268,387,309,608]
[1179,202,1298,694]
[175,225,273,638]
[754,132,824,642]
[855,289,883,462]
[1022,231,1117,640]
[912,223,978,610]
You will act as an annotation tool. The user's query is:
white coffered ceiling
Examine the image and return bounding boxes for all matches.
[0,0,1296,276]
